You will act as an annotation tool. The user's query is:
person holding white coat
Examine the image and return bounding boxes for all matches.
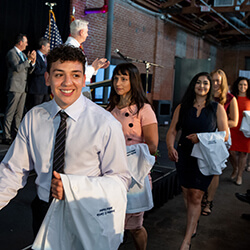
[229,77,250,186]
[166,72,228,250]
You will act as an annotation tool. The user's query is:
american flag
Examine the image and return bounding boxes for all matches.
[44,10,62,50]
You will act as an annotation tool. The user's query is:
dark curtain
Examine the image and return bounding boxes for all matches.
[0,0,70,112]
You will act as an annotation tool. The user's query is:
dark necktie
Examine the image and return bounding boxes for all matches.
[52,111,68,174]
[43,54,47,66]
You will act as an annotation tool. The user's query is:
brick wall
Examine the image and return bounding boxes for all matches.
[217,47,250,87]
[70,0,250,102]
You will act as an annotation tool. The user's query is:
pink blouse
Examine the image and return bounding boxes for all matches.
[111,104,157,146]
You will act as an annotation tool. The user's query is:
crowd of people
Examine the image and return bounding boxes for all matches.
[2,19,109,145]
[0,17,250,250]
[167,69,250,250]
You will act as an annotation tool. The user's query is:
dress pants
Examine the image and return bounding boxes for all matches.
[27,94,50,110]
[31,195,51,238]
[3,91,26,140]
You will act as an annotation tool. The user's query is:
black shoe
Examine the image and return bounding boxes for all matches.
[191,220,199,238]
[235,193,250,204]
[2,139,12,145]
[241,214,250,220]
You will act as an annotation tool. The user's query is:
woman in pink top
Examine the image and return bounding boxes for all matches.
[107,63,158,250]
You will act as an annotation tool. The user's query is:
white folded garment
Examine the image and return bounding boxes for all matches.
[126,144,155,188]
[191,131,229,176]
[32,175,127,250]
[240,111,250,138]
[126,144,155,213]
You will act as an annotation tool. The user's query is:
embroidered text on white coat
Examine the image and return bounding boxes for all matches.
[97,207,115,217]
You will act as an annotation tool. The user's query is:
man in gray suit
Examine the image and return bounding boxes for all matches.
[3,34,36,145]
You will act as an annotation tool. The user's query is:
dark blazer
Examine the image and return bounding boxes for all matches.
[5,47,34,93]
[28,51,48,95]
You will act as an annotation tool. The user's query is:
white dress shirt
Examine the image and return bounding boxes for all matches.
[64,36,96,81]
[0,94,130,208]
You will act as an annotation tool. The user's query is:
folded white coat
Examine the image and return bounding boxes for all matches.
[191,131,229,176]
[126,143,155,213]
[240,110,250,138]
[32,175,127,250]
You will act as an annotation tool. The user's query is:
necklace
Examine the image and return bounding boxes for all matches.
[194,100,205,107]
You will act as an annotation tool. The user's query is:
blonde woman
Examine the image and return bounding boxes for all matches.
[202,69,239,216]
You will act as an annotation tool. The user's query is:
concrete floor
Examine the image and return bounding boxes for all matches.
[120,126,250,250]
[119,163,250,250]
[0,127,250,250]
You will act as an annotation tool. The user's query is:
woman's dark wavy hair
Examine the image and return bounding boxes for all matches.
[107,63,150,115]
[231,77,250,99]
[176,72,212,130]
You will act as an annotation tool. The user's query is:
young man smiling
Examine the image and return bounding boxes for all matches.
[0,45,130,249]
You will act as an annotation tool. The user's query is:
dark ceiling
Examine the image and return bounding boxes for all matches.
[131,0,250,47]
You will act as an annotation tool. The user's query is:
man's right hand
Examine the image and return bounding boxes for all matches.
[27,50,36,64]
[51,171,65,200]
[92,58,110,71]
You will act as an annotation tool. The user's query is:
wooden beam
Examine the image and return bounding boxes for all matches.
[144,0,161,8]
[206,34,221,43]
[168,15,202,32]
[220,28,250,35]
[240,0,249,9]
[161,0,183,8]
[200,21,219,30]
[191,0,196,7]
[242,12,250,22]
[182,5,250,14]
[217,36,234,41]
[133,0,159,12]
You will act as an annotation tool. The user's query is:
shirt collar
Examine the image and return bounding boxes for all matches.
[50,94,86,121]
[65,36,81,47]
[37,50,45,59]
[14,46,22,54]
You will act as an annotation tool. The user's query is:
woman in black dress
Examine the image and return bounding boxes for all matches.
[166,72,228,250]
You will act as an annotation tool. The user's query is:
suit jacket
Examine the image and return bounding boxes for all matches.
[6,47,35,93]
[28,51,48,95]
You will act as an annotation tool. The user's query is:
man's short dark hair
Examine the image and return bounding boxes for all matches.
[38,37,49,49]
[47,45,86,74]
[15,33,26,45]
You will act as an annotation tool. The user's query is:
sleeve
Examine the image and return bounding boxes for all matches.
[0,115,33,210]
[85,64,96,80]
[32,57,45,76]
[28,63,36,74]
[98,120,131,190]
[7,50,31,73]
[140,104,158,127]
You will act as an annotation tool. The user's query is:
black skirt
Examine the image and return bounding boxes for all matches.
[176,144,213,192]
